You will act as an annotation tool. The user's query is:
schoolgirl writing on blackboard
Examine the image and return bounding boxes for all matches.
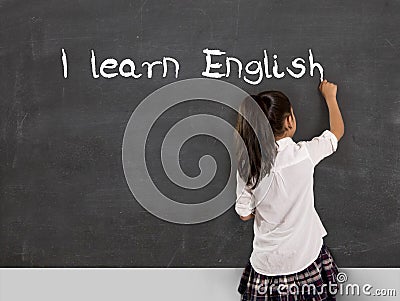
[235,80,344,300]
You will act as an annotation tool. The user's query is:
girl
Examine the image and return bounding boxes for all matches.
[235,80,344,301]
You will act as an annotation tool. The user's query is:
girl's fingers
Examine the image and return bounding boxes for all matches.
[319,79,330,90]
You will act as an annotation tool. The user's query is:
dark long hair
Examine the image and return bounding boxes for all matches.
[235,91,292,189]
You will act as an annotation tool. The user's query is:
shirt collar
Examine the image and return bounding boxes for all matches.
[275,137,294,151]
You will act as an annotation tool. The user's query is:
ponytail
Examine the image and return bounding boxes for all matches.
[235,91,292,189]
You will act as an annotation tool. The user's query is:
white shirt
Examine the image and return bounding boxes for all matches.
[235,130,338,276]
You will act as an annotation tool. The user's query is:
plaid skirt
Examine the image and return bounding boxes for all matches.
[238,244,339,301]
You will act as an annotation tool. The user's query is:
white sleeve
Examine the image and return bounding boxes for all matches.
[235,171,255,217]
[299,130,338,166]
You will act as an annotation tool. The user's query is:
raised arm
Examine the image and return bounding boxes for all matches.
[319,80,345,141]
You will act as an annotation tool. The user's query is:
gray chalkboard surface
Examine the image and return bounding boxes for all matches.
[0,0,399,267]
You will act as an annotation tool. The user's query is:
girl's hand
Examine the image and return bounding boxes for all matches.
[319,79,337,101]
[239,209,256,221]
[240,213,255,221]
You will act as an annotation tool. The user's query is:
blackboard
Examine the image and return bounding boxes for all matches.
[0,0,399,267]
